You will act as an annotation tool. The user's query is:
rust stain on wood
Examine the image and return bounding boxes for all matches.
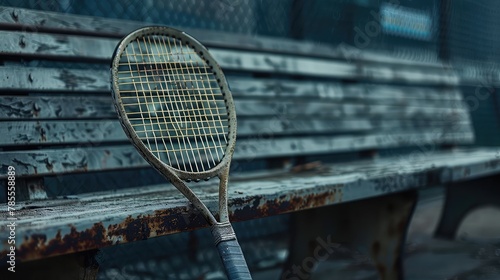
[13,223,110,261]
[230,189,340,221]
[0,188,341,262]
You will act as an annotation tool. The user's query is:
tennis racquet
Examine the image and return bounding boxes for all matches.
[110,26,252,280]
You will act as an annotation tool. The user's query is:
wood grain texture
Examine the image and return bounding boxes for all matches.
[229,78,464,101]
[0,93,470,121]
[0,30,115,61]
[0,96,115,119]
[0,30,457,85]
[0,119,473,146]
[0,6,447,69]
[0,67,108,91]
[212,50,458,85]
[0,66,464,102]
[0,131,474,178]
[1,147,499,261]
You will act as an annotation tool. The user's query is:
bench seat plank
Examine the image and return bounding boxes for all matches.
[1,147,498,262]
[0,131,475,178]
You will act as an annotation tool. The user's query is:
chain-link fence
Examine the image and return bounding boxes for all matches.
[447,1,500,69]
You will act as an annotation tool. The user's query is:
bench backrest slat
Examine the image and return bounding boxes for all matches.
[1,113,473,146]
[1,130,474,179]
[0,6,446,68]
[0,30,457,85]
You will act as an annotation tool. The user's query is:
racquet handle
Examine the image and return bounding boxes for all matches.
[216,238,252,280]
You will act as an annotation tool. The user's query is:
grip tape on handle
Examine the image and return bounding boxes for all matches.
[217,239,252,280]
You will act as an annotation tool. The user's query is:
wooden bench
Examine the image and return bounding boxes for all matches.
[1,6,500,280]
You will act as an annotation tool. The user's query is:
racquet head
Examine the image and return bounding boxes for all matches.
[110,26,237,182]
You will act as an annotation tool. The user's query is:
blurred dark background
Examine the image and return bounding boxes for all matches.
[2,0,499,279]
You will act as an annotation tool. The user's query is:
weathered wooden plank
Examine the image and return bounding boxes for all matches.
[0,145,145,178]
[0,94,471,121]
[229,79,464,102]
[0,67,109,92]
[0,66,464,104]
[449,62,500,86]
[0,6,447,69]
[235,131,474,160]
[1,147,499,262]
[212,50,458,85]
[236,119,472,138]
[0,120,123,145]
[0,96,115,119]
[0,131,474,178]
[234,100,470,119]
[0,31,457,85]
[0,30,115,61]
[0,118,473,146]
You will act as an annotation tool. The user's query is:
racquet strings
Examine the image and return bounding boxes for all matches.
[116,35,229,173]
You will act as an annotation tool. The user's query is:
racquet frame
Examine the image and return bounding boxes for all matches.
[110,26,237,228]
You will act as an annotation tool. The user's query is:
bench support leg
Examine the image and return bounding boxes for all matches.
[281,191,417,280]
[435,174,500,239]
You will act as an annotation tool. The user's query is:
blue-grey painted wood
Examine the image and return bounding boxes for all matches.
[0,30,458,85]
[0,131,475,178]
[0,6,448,69]
[1,147,499,261]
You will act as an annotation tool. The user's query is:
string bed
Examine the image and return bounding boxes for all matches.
[116,35,229,172]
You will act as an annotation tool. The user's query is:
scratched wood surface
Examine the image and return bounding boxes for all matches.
[0,67,109,92]
[0,119,473,146]
[0,30,457,85]
[1,147,499,262]
[0,6,447,69]
[0,131,475,178]
[0,66,463,99]
[0,94,469,120]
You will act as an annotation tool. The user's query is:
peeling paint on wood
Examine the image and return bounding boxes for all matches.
[0,93,469,120]
[0,119,473,146]
[0,68,464,101]
[0,6,447,69]
[0,31,457,85]
[0,96,115,119]
[0,131,475,178]
[0,30,114,61]
[0,67,108,91]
